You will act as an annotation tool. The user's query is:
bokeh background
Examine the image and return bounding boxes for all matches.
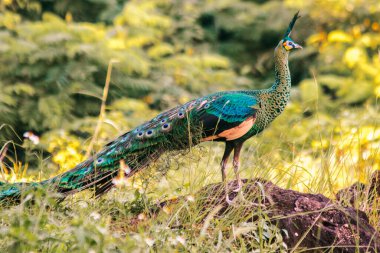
[0,0,379,196]
[1,0,380,251]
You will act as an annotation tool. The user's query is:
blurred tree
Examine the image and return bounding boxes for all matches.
[0,0,379,174]
[1,0,128,23]
[0,0,246,164]
[288,0,380,109]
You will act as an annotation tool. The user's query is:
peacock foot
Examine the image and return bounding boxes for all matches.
[226,195,234,205]
[225,191,237,205]
[232,179,243,192]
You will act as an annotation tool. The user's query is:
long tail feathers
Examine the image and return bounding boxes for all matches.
[0,94,207,205]
[0,145,165,204]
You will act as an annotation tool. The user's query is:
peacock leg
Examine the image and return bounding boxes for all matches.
[232,142,243,192]
[221,142,234,203]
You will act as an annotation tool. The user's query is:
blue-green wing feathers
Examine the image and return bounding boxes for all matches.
[195,93,258,140]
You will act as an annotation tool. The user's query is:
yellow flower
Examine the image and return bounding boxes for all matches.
[107,38,125,50]
[375,85,380,98]
[311,139,329,150]
[372,22,380,31]
[327,30,353,43]
[343,47,366,68]
[46,132,85,172]
[3,0,12,5]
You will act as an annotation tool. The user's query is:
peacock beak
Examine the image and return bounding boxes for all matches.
[294,43,303,49]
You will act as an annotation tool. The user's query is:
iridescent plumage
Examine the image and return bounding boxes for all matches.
[0,12,302,204]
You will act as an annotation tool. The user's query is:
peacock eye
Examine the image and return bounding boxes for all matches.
[137,131,144,138]
[204,103,210,109]
[161,119,166,123]
[288,42,293,46]
[96,158,104,164]
[146,129,154,137]
[178,111,185,118]
[161,123,172,132]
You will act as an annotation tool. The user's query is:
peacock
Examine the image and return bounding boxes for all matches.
[0,12,302,204]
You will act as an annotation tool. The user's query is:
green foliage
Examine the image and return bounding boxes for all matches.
[0,1,248,143]
[2,0,127,23]
[291,0,380,108]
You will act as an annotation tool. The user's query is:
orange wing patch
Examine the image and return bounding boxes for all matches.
[202,116,256,142]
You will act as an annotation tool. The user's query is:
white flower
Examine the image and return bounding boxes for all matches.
[176,236,186,246]
[78,201,88,209]
[97,226,107,235]
[186,195,195,202]
[112,159,132,187]
[137,213,146,220]
[112,177,129,187]
[90,212,101,220]
[145,238,155,247]
[168,237,177,245]
[120,159,131,175]
[23,131,40,145]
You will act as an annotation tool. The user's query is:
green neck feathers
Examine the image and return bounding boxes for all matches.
[272,41,291,96]
[264,41,291,118]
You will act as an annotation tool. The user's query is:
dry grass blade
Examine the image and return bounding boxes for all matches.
[85,59,119,158]
[200,204,223,237]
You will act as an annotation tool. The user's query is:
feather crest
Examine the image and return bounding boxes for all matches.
[283,11,301,39]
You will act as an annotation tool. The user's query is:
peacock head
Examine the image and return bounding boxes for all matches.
[281,11,302,51]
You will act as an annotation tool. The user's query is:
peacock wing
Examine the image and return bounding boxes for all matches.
[193,93,259,141]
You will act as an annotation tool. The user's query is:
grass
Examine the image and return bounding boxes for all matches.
[0,106,379,252]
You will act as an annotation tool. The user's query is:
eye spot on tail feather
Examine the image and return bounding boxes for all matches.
[146,129,154,137]
[178,111,185,118]
[161,123,171,132]
[96,158,104,164]
[137,131,144,138]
